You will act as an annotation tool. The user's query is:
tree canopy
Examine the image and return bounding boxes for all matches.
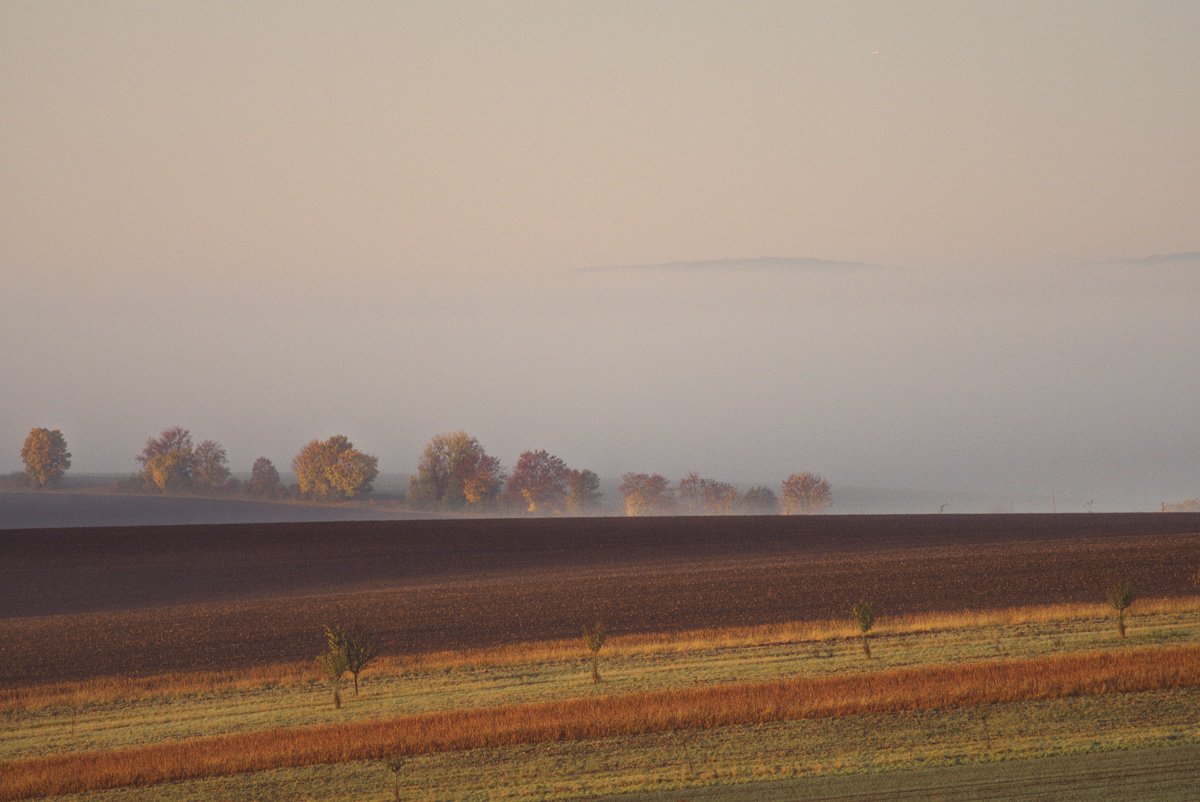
[678,472,739,515]
[20,427,71,488]
[565,468,603,515]
[505,449,569,513]
[408,431,503,510]
[137,426,196,491]
[247,457,283,497]
[192,440,231,491]
[780,472,832,514]
[293,436,379,500]
[618,473,673,516]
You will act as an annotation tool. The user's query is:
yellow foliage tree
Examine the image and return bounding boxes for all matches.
[293,435,379,500]
[20,427,72,488]
[780,472,832,514]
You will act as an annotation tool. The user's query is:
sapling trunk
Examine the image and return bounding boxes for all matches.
[332,686,341,709]
[591,654,600,684]
[861,632,871,658]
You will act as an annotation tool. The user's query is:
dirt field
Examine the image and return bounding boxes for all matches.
[0,490,418,531]
[2,513,1198,686]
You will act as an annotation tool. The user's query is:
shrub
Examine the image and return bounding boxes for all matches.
[1106,581,1133,639]
[851,599,876,658]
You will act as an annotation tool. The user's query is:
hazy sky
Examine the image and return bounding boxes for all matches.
[2,2,1198,509]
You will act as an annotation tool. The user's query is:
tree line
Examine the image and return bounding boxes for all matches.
[12,425,834,515]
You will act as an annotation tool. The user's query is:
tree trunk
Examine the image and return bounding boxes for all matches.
[353,671,360,695]
[333,686,342,709]
[861,633,872,659]
[1118,610,1126,639]
[591,654,601,684]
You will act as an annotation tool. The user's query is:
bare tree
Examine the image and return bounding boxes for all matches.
[383,757,405,801]
[851,599,876,658]
[344,631,376,696]
[1106,581,1133,639]
[582,622,608,684]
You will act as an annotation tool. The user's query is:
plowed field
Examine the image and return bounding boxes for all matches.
[2,513,1198,686]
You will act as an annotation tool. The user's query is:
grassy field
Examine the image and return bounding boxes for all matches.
[4,598,1199,800]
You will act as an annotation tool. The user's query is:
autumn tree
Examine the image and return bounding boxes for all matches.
[505,449,569,513]
[191,440,231,491]
[677,472,705,514]
[137,426,195,491]
[780,472,832,514]
[677,473,740,515]
[565,468,602,515]
[618,473,673,516]
[247,457,283,497]
[20,428,71,488]
[293,436,379,500]
[701,480,740,515]
[408,431,503,510]
[741,485,778,514]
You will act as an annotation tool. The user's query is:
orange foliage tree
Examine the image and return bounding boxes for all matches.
[293,436,379,500]
[780,472,832,514]
[505,450,569,513]
[20,427,71,488]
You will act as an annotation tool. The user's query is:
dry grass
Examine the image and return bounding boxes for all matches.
[5,595,1197,714]
[3,644,1197,800]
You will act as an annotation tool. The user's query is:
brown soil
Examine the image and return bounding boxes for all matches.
[1,513,1198,686]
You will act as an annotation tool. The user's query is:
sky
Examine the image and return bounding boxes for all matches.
[2,2,1198,510]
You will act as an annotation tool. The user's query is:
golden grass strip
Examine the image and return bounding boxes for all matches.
[3,644,1198,801]
[4,595,1198,714]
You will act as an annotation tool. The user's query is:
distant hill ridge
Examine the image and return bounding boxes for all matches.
[580,256,878,273]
